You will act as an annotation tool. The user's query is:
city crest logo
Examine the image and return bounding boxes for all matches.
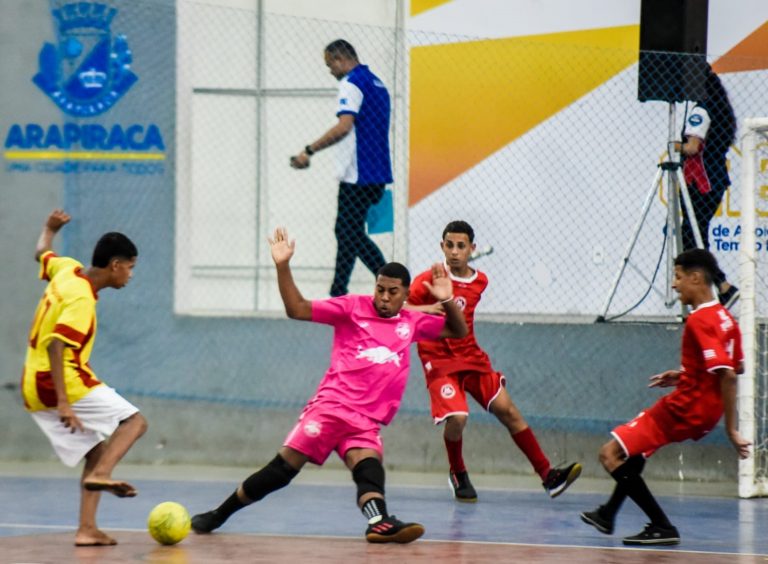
[33,2,137,117]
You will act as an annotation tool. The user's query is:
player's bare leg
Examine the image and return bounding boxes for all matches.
[443,414,477,502]
[75,442,117,546]
[490,389,581,497]
[490,388,529,434]
[82,412,147,497]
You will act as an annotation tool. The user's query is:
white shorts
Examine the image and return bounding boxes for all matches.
[30,385,140,467]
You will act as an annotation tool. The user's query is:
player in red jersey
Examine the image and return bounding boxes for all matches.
[408,220,581,502]
[580,248,751,546]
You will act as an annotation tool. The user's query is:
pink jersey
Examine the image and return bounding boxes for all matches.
[310,294,445,424]
[656,300,743,430]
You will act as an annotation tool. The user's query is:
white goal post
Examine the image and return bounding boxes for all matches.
[738,117,768,498]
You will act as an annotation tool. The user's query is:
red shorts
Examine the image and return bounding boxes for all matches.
[612,402,712,458]
[424,361,505,424]
[283,400,383,465]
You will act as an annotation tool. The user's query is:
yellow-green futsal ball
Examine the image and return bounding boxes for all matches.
[147,501,191,545]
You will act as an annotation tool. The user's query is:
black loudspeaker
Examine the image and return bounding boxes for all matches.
[638,0,709,102]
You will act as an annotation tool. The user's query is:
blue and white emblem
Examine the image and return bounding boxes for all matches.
[33,2,137,117]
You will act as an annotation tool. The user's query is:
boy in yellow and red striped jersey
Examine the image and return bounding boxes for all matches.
[22,209,147,547]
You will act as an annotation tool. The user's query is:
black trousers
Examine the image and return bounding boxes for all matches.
[681,181,727,286]
[331,182,386,297]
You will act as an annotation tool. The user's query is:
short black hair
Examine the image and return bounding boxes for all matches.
[92,232,138,268]
[377,262,411,288]
[674,248,719,285]
[325,39,357,61]
[442,220,475,243]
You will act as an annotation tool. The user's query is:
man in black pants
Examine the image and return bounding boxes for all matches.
[676,65,739,308]
[291,39,392,297]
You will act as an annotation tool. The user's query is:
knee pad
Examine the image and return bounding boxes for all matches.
[352,457,385,501]
[241,454,299,502]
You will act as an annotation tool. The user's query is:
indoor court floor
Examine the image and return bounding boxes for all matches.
[1,462,767,563]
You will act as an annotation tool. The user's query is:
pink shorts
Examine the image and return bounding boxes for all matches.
[426,366,505,424]
[283,400,383,465]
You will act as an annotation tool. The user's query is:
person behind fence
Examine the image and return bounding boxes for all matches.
[21,209,147,547]
[675,64,739,309]
[580,249,750,546]
[407,220,582,502]
[191,227,468,544]
[290,38,392,298]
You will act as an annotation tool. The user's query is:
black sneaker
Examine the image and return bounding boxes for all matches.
[580,507,614,535]
[449,470,478,503]
[191,510,226,534]
[622,523,680,546]
[543,462,582,498]
[365,515,425,544]
[719,286,740,309]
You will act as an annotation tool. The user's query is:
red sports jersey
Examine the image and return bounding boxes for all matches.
[409,266,491,368]
[655,300,743,431]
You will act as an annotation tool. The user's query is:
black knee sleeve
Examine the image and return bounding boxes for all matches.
[352,457,385,502]
[241,454,299,502]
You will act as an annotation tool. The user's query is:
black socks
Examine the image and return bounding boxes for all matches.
[610,456,672,528]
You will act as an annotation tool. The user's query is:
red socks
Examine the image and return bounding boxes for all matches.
[445,428,550,480]
[444,436,466,473]
[512,427,550,480]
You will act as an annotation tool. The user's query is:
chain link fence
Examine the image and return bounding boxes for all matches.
[173,3,768,321]
[6,0,768,476]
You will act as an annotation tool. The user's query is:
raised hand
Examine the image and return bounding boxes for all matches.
[422,262,453,302]
[268,227,296,265]
[46,209,71,232]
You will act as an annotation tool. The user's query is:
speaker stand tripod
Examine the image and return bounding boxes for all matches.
[597,103,704,322]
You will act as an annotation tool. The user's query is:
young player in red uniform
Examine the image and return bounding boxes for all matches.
[408,220,581,501]
[580,249,751,545]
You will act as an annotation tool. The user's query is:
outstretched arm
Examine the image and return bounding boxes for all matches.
[421,263,467,339]
[35,209,71,261]
[268,227,312,320]
[290,114,355,169]
[719,367,751,459]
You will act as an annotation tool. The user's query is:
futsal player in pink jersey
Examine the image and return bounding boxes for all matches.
[408,221,581,502]
[192,227,467,543]
[580,249,750,545]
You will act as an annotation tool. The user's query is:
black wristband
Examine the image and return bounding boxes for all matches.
[304,145,315,156]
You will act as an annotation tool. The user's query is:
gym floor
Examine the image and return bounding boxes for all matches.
[1,462,766,563]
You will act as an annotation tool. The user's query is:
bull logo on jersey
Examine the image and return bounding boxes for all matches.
[356,345,401,367]
[303,420,322,437]
[454,296,467,310]
[395,322,411,339]
[33,2,138,117]
[441,384,456,399]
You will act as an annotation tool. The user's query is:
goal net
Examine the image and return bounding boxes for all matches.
[738,117,768,498]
